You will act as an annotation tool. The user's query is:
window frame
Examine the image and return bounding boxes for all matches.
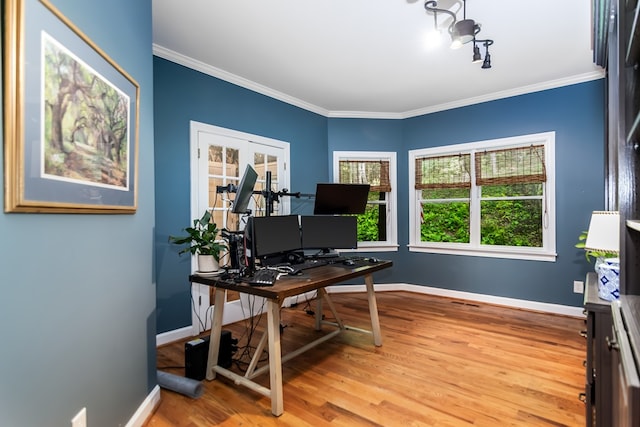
[408,132,556,262]
[333,151,398,252]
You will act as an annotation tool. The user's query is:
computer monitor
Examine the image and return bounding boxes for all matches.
[300,215,357,255]
[250,215,302,260]
[231,165,258,214]
[313,183,370,215]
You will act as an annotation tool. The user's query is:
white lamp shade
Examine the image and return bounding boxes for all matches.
[585,211,620,254]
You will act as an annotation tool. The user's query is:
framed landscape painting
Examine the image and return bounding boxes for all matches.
[4,0,139,213]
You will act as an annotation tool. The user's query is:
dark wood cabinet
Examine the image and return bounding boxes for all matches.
[584,273,613,427]
[594,0,640,425]
[609,296,640,427]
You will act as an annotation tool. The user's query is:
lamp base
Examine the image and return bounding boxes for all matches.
[596,257,620,301]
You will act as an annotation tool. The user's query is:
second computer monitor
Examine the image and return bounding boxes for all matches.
[250,215,302,259]
[300,215,357,254]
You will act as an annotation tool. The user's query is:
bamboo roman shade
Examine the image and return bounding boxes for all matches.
[339,160,391,192]
[414,153,471,189]
[475,145,546,186]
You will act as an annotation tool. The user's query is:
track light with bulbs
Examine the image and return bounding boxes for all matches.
[424,0,494,68]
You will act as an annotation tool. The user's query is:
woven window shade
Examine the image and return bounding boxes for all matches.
[339,160,391,192]
[415,153,471,189]
[475,145,546,186]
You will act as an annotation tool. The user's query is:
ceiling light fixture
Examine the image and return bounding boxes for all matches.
[424,0,494,68]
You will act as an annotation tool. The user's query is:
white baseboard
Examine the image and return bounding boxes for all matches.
[156,325,194,347]
[125,385,161,427]
[156,284,584,347]
[326,283,585,317]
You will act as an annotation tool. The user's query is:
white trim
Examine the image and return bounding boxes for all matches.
[154,45,603,120]
[341,244,400,253]
[156,325,194,347]
[333,151,398,248]
[154,45,329,117]
[124,385,161,427]
[407,245,557,262]
[189,121,290,333]
[156,284,584,348]
[408,132,556,262]
[399,71,605,118]
[326,283,584,318]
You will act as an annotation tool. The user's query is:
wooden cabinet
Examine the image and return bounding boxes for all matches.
[619,0,640,297]
[609,296,640,426]
[584,273,613,427]
[594,0,640,425]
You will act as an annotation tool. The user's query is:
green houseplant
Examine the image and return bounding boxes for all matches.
[169,210,226,272]
[575,230,617,263]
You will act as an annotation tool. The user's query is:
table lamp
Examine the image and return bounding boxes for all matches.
[584,211,620,301]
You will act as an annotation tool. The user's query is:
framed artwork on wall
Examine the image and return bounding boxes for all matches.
[3,0,140,213]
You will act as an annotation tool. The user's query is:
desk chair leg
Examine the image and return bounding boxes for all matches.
[206,288,226,381]
[364,274,383,346]
[266,300,284,416]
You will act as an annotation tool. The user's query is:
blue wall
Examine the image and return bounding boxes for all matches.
[0,1,155,426]
[328,81,606,306]
[154,64,605,333]
[153,57,328,333]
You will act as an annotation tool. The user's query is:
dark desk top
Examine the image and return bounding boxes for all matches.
[190,260,392,302]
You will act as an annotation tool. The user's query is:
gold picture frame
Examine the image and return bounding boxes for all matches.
[4,0,140,213]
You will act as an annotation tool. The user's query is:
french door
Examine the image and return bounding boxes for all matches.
[189,121,290,333]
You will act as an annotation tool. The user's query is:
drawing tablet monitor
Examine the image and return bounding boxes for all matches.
[313,183,370,215]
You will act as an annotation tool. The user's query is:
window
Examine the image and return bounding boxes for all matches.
[197,126,289,232]
[333,152,398,251]
[409,132,556,261]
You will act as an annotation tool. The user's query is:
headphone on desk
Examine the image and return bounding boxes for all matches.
[286,252,305,264]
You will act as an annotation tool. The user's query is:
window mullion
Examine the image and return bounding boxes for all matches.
[469,152,481,246]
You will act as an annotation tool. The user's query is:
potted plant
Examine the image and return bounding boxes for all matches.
[169,210,226,272]
[576,226,620,301]
[575,230,618,264]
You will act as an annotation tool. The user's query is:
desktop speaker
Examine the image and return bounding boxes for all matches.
[185,331,237,380]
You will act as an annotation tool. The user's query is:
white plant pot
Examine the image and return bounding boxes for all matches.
[197,254,219,272]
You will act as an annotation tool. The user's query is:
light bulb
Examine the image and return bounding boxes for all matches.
[425,29,443,49]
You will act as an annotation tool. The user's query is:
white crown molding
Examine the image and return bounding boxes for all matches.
[153,44,605,120]
[153,44,329,117]
[400,70,606,119]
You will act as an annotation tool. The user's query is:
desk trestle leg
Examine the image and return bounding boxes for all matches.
[206,288,226,381]
[365,273,383,346]
[266,300,284,416]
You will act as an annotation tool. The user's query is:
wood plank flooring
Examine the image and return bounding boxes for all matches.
[146,291,586,426]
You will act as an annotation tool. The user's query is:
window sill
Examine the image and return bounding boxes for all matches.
[342,244,399,253]
[408,244,557,262]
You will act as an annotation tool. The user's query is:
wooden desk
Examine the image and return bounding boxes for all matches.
[189,260,392,416]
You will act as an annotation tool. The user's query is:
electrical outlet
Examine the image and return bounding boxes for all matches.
[573,280,584,294]
[71,407,86,427]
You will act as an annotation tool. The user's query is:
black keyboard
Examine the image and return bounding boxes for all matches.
[247,268,280,286]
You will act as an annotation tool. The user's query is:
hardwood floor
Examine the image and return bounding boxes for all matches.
[146,291,586,426]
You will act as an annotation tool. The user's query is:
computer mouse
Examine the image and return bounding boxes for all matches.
[369,257,379,263]
[343,259,356,266]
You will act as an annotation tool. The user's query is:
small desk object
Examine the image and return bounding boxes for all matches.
[189,259,392,416]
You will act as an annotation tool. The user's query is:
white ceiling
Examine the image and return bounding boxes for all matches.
[152,0,604,118]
